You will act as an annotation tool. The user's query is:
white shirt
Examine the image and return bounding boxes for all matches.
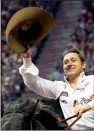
[19,58,94,130]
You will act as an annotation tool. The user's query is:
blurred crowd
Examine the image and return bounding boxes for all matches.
[50,0,94,81]
[1,0,94,102]
[1,0,62,102]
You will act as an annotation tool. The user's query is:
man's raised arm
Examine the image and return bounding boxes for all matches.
[19,47,64,99]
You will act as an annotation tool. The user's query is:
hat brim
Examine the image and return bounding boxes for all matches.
[6,7,55,53]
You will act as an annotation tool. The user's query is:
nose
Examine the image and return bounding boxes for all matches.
[67,61,73,67]
[66,61,74,69]
[67,64,73,69]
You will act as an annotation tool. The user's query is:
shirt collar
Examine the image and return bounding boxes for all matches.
[64,72,86,83]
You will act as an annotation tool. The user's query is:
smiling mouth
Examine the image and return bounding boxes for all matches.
[67,68,75,71]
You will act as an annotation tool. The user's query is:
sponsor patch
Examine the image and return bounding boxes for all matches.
[77,88,85,92]
[61,100,67,104]
[61,91,68,97]
[84,82,90,87]
[80,97,92,105]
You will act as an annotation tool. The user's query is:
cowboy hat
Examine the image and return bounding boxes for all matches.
[6,7,55,53]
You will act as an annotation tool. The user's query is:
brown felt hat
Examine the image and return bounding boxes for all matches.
[6,7,55,53]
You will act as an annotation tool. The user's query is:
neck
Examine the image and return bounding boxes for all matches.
[68,74,80,88]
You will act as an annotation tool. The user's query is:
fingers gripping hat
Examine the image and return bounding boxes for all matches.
[6,7,55,53]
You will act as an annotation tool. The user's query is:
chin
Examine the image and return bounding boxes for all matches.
[68,70,76,74]
[66,71,76,77]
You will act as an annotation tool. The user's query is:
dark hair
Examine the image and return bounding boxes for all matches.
[63,48,85,62]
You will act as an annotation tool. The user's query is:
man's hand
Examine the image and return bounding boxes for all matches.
[73,100,91,117]
[20,45,32,58]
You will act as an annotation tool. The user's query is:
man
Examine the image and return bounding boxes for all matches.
[19,47,94,130]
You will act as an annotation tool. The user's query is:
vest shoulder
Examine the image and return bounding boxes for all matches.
[86,75,94,78]
[85,75,94,81]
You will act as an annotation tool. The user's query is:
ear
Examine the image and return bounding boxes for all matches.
[82,62,87,70]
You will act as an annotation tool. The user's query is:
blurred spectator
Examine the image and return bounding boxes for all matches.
[80,6,87,15]
[49,60,64,81]
[78,14,86,31]
[87,11,94,21]
[85,18,94,35]
[67,33,80,49]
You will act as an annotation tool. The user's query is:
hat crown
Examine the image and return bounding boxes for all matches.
[18,21,42,41]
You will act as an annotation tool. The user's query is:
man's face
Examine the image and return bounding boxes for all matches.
[63,53,86,78]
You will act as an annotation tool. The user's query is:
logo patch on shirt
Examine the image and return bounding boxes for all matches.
[84,82,90,87]
[80,97,91,104]
[61,91,68,97]
[77,88,85,92]
[61,100,67,104]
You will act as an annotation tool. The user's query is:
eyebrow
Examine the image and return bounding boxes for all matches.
[63,57,77,63]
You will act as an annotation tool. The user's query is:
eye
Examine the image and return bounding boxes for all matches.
[71,59,76,62]
[64,61,68,64]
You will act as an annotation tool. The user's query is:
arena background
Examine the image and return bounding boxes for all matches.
[1,0,94,121]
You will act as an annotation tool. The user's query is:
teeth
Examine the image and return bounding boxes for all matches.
[68,68,74,70]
